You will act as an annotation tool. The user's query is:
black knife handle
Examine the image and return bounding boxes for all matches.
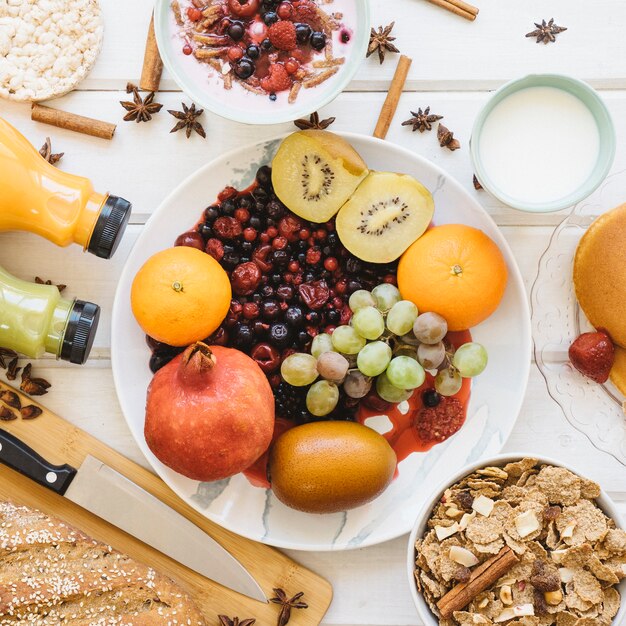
[0,429,76,495]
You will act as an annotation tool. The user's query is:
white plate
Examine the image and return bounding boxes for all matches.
[111,134,531,551]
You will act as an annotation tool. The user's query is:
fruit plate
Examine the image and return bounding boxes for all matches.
[531,169,626,466]
[111,133,531,551]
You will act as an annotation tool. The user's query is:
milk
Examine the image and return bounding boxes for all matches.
[478,87,600,204]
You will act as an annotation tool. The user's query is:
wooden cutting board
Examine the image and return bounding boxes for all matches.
[0,381,333,625]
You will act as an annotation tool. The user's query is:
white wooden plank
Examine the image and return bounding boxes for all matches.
[2,90,626,227]
[83,0,626,91]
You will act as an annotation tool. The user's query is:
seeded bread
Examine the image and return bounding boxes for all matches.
[0,501,206,625]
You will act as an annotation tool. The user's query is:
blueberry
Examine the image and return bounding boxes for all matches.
[327,309,340,324]
[256,165,272,188]
[220,199,236,215]
[246,44,261,60]
[270,322,293,348]
[327,232,339,247]
[262,299,280,320]
[237,195,254,209]
[232,323,254,349]
[266,200,284,219]
[199,223,212,239]
[285,306,304,327]
[234,58,255,79]
[261,38,273,50]
[269,93,277,102]
[241,241,253,253]
[295,23,312,43]
[297,330,310,346]
[249,216,263,230]
[228,21,245,41]
[263,11,278,25]
[310,31,326,51]
[423,389,441,408]
[204,205,219,222]
[272,250,289,265]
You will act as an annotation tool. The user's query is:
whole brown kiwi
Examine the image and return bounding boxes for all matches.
[268,421,397,514]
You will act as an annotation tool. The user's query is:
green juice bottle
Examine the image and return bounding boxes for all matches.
[0,265,99,364]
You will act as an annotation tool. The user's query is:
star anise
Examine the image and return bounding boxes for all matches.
[0,390,21,409]
[294,111,335,130]
[35,276,66,293]
[0,348,18,370]
[367,22,399,64]
[218,616,256,626]
[401,107,443,133]
[473,174,483,190]
[270,588,308,626]
[20,364,51,397]
[0,406,16,421]
[38,137,63,165]
[526,18,567,44]
[6,358,20,381]
[438,124,460,151]
[168,102,206,139]
[21,405,43,420]
[120,83,163,123]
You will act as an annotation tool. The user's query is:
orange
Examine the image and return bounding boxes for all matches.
[610,345,626,396]
[131,246,231,346]
[397,224,508,331]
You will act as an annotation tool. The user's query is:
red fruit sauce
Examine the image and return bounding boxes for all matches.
[243,329,473,488]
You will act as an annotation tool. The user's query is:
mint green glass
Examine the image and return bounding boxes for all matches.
[470,74,616,213]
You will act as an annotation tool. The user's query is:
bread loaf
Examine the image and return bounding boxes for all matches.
[0,501,206,625]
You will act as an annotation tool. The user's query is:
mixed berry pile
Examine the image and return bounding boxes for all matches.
[180,0,346,98]
[148,165,398,423]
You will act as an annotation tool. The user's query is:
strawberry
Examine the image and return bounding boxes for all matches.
[568,330,615,384]
[268,20,297,51]
[261,63,292,92]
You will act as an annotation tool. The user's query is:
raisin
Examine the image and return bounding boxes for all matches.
[231,262,262,296]
[298,280,330,310]
[213,216,243,240]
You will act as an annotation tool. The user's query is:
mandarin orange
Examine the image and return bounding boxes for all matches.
[131,246,231,346]
[397,224,508,331]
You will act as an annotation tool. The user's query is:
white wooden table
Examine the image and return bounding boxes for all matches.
[2,1,626,624]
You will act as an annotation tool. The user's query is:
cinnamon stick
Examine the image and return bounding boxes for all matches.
[31,104,116,140]
[373,54,412,140]
[437,547,519,618]
[425,0,478,21]
[140,13,163,92]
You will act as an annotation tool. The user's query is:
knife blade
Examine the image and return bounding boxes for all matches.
[0,428,267,603]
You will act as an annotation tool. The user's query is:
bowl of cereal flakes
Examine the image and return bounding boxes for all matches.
[407,455,626,626]
[154,0,369,124]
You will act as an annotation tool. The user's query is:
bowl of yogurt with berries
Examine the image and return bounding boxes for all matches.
[155,0,369,124]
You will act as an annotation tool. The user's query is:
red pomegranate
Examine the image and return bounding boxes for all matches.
[145,342,275,481]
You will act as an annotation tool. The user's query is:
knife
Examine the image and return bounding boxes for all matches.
[0,428,267,603]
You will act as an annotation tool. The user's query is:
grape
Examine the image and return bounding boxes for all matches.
[306,380,340,416]
[356,341,392,377]
[400,332,420,346]
[434,367,463,396]
[311,333,334,358]
[386,356,425,390]
[413,312,448,344]
[417,341,446,370]
[371,283,401,312]
[453,342,488,377]
[376,372,413,403]
[352,306,385,340]
[386,300,418,336]
[349,289,376,312]
[317,351,349,382]
[280,353,318,386]
[343,371,372,398]
[331,325,367,354]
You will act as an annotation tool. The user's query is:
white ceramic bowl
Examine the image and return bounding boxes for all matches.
[153,0,370,125]
[406,453,626,625]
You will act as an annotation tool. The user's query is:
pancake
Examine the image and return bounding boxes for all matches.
[610,345,626,397]
[573,203,626,348]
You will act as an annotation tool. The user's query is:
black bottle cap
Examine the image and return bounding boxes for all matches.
[60,300,100,365]
[87,195,132,259]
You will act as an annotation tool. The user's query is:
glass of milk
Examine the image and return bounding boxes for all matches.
[470,74,615,212]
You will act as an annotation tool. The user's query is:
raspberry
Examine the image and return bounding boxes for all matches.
[268,20,297,51]
[293,1,321,28]
[260,63,292,92]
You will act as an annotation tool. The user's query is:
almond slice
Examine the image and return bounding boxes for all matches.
[449,545,479,567]
[494,604,535,622]
[550,549,567,563]
[472,494,495,517]
[435,523,460,541]
[459,511,476,531]
[514,510,540,538]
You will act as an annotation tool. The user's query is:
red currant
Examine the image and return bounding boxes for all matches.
[234,207,250,222]
[187,7,203,21]
[267,226,278,238]
[277,1,293,19]
[227,46,244,62]
[182,43,193,55]
[324,257,338,271]
[243,227,257,241]
[284,58,299,74]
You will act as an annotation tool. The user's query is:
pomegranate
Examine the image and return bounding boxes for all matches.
[145,342,274,481]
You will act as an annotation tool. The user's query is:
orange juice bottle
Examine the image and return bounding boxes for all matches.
[0,117,131,259]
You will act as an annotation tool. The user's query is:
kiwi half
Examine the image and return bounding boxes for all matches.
[335,171,434,263]
[271,130,369,223]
